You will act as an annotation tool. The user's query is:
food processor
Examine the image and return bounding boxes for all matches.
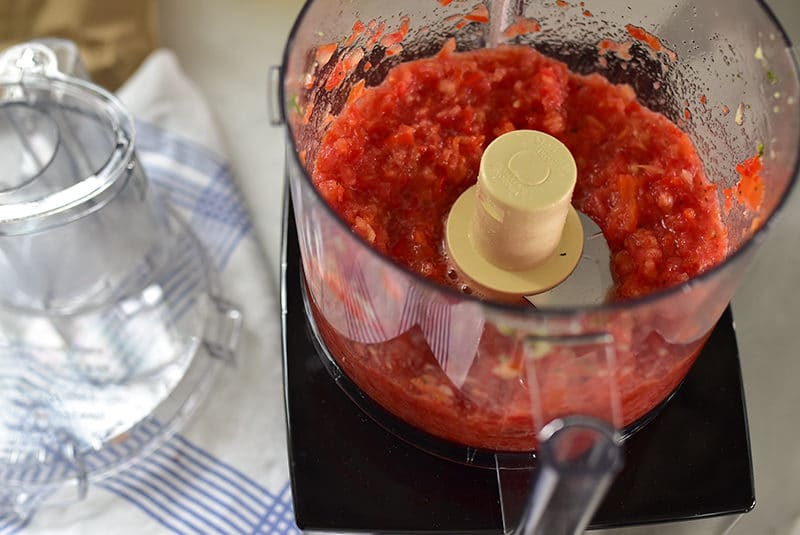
[0,39,242,518]
[277,0,800,532]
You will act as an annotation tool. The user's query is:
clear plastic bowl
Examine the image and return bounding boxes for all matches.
[281,0,799,458]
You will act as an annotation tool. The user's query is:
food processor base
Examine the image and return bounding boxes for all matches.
[281,194,754,533]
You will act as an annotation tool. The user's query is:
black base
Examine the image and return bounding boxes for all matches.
[281,196,754,533]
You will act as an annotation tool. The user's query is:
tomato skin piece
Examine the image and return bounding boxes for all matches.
[315,43,337,66]
[464,4,489,23]
[734,154,765,212]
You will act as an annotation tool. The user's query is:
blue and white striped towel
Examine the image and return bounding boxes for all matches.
[3,50,299,535]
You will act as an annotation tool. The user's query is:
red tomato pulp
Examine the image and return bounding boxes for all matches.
[309,45,728,451]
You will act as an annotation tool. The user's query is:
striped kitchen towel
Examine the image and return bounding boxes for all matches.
[2,50,299,535]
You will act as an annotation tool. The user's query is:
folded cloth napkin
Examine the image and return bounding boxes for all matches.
[1,49,296,535]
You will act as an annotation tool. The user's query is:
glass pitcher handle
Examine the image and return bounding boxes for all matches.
[30,38,90,80]
[0,38,88,82]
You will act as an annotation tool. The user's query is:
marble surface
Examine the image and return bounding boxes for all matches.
[156,1,800,533]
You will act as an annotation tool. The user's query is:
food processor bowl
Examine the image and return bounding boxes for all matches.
[281,0,799,459]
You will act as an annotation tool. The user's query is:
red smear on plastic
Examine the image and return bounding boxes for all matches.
[345,20,366,47]
[315,43,337,66]
[502,15,541,38]
[731,154,765,212]
[381,17,410,47]
[684,108,691,120]
[366,20,386,47]
[721,104,730,115]
[626,24,678,62]
[723,188,734,215]
[438,37,457,57]
[583,9,593,16]
[325,47,364,91]
[556,0,569,6]
[700,94,707,105]
[597,39,633,61]
[385,43,404,57]
[626,24,661,51]
[347,79,366,105]
[444,14,463,26]
[626,24,660,50]
[439,0,455,5]
[445,4,490,30]
[464,4,489,23]
[324,61,345,92]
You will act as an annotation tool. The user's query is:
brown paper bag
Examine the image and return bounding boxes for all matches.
[0,0,158,89]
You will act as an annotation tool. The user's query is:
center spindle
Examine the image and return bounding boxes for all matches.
[446,130,584,301]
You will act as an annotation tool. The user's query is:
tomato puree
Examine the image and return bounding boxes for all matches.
[309,45,728,451]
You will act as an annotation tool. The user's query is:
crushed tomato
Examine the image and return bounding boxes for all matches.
[313,45,728,300]
[308,45,730,451]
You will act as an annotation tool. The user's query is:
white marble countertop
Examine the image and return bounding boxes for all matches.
[156,1,800,533]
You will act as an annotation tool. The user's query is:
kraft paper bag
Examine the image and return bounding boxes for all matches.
[0,0,158,89]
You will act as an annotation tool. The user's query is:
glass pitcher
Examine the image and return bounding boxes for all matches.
[0,39,242,517]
